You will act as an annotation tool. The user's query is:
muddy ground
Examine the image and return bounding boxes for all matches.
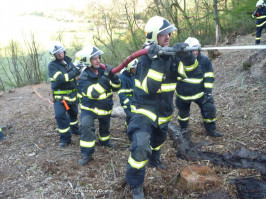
[0,34,265,198]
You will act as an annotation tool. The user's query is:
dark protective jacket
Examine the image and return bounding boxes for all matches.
[118,70,135,110]
[48,56,79,102]
[78,66,121,116]
[252,6,266,26]
[175,52,214,101]
[131,52,196,127]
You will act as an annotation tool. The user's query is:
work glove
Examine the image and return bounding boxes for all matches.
[202,93,214,105]
[147,42,160,60]
[72,66,81,76]
[173,43,189,58]
[103,64,114,79]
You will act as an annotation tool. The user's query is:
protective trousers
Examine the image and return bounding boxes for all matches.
[255,23,266,44]
[175,96,217,132]
[126,114,168,187]
[80,111,111,156]
[54,100,79,144]
[124,108,133,141]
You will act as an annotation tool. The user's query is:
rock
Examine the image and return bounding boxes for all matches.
[180,165,221,192]
[111,105,126,118]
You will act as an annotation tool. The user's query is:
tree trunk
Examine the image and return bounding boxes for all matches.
[213,0,221,43]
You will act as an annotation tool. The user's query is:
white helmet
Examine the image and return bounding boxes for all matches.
[49,41,65,56]
[145,16,177,44]
[126,59,138,72]
[184,37,201,48]
[81,45,103,67]
[256,0,264,7]
[73,50,84,66]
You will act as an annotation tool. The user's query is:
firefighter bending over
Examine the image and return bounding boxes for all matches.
[175,37,223,138]
[48,41,81,147]
[77,45,121,166]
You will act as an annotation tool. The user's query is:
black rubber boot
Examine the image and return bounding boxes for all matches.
[59,142,70,147]
[99,140,114,148]
[147,150,167,170]
[78,155,92,166]
[132,185,144,199]
[207,130,223,137]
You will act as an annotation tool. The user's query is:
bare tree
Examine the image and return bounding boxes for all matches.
[213,0,221,43]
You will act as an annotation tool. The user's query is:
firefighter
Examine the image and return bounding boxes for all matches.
[48,41,81,147]
[118,59,138,141]
[125,16,197,198]
[175,37,223,138]
[0,126,7,140]
[77,45,121,166]
[252,0,266,45]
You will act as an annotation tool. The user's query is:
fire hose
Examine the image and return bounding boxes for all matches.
[100,44,266,73]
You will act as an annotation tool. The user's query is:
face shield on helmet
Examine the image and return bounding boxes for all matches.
[184,37,201,48]
[126,59,138,72]
[81,45,103,67]
[145,16,177,44]
[49,41,65,56]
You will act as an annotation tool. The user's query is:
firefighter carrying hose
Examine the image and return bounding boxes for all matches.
[175,37,223,138]
[125,16,197,198]
[48,41,81,147]
[77,45,121,166]
[252,0,266,45]
[118,59,138,141]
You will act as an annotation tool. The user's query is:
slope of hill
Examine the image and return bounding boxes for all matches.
[0,34,265,198]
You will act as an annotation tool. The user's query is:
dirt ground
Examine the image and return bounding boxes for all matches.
[0,34,265,198]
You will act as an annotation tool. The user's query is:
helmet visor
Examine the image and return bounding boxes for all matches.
[158,25,177,36]
[91,47,103,59]
[53,46,65,56]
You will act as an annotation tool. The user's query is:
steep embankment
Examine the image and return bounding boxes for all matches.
[0,34,265,198]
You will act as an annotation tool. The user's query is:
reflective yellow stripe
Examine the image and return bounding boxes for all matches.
[80,104,112,115]
[157,83,176,93]
[80,140,96,148]
[142,77,149,93]
[111,81,121,88]
[175,91,204,100]
[135,79,141,89]
[94,83,106,94]
[77,93,82,98]
[59,127,70,133]
[131,105,157,121]
[158,115,172,125]
[99,134,110,141]
[128,153,148,169]
[204,118,217,123]
[54,95,77,102]
[257,21,266,27]
[64,74,69,82]
[178,115,190,121]
[257,15,266,19]
[181,78,203,84]
[122,105,127,109]
[150,144,162,151]
[204,72,214,78]
[256,37,261,40]
[204,83,213,88]
[118,89,134,94]
[0,128,2,132]
[178,62,187,78]
[147,69,163,82]
[70,120,78,125]
[123,98,129,104]
[184,59,198,71]
[51,71,62,81]
[53,89,76,94]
